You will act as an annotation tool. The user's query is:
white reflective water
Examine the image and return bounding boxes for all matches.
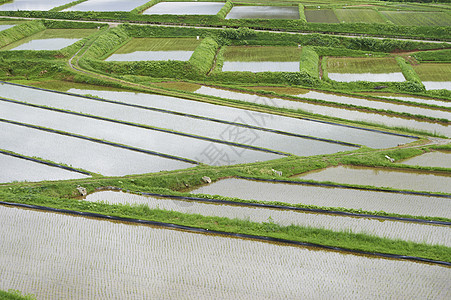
[0,153,89,183]
[328,72,406,82]
[106,50,194,61]
[400,151,451,169]
[85,191,451,246]
[63,0,150,12]
[0,25,14,32]
[222,61,300,72]
[423,81,451,90]
[8,38,80,51]
[1,206,449,299]
[378,94,451,108]
[190,178,451,219]
[143,2,225,15]
[0,0,73,11]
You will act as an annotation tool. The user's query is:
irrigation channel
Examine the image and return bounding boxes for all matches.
[84,190,450,246]
[195,86,451,137]
[0,205,449,299]
[297,165,451,194]
[189,178,451,219]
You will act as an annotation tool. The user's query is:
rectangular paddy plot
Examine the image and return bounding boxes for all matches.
[400,151,451,169]
[65,86,417,149]
[105,38,201,62]
[143,2,225,15]
[413,63,451,91]
[369,93,451,109]
[226,6,300,19]
[334,8,387,24]
[0,152,89,183]
[63,0,150,12]
[0,100,355,158]
[326,57,405,82]
[85,191,451,246]
[189,178,451,219]
[1,206,449,299]
[298,91,451,121]
[222,46,301,72]
[305,9,339,23]
[297,165,451,194]
[0,0,73,11]
[0,29,97,51]
[380,11,451,26]
[0,24,14,32]
[0,121,193,176]
[195,86,451,137]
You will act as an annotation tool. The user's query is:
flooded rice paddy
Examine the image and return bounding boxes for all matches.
[143,2,225,15]
[423,81,451,91]
[195,86,450,137]
[299,91,451,121]
[1,206,449,299]
[0,25,14,32]
[7,38,80,51]
[0,0,73,11]
[0,121,193,176]
[0,153,89,183]
[373,94,451,108]
[226,6,300,19]
[63,0,150,11]
[297,165,451,194]
[400,151,451,169]
[189,178,451,219]
[327,72,406,82]
[66,87,417,149]
[85,191,451,246]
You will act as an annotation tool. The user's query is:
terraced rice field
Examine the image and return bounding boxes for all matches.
[195,86,451,137]
[369,93,451,108]
[1,206,449,299]
[189,178,451,219]
[0,152,90,183]
[400,151,451,169]
[414,64,451,82]
[65,86,418,149]
[304,9,339,23]
[84,191,451,246]
[0,29,96,51]
[297,165,451,194]
[380,11,451,26]
[226,6,300,19]
[0,24,14,32]
[143,2,225,15]
[326,57,405,82]
[0,0,73,11]
[222,46,301,72]
[334,8,387,24]
[106,38,201,61]
[63,0,150,12]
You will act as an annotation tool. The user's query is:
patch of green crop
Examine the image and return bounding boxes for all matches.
[0,290,36,300]
[223,46,302,62]
[326,57,401,73]
[413,49,451,63]
[305,9,339,23]
[380,11,451,26]
[335,8,387,24]
[413,63,451,81]
[114,37,201,54]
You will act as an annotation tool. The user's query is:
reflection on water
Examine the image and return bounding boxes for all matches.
[189,178,451,219]
[400,151,451,169]
[226,6,300,19]
[0,25,14,32]
[106,51,194,62]
[8,38,80,51]
[0,153,89,183]
[298,165,451,193]
[376,94,451,108]
[1,206,449,299]
[222,61,300,72]
[423,81,451,91]
[0,0,73,11]
[328,72,405,82]
[63,0,150,11]
[143,2,225,15]
[84,190,451,246]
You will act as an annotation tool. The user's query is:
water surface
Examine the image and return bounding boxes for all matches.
[400,151,451,169]
[8,38,80,51]
[423,81,451,91]
[0,0,73,11]
[0,153,89,183]
[143,2,225,15]
[63,0,150,11]
[189,178,451,219]
[84,191,451,246]
[375,94,451,108]
[1,206,448,299]
[0,25,14,32]
[298,165,451,194]
[226,6,299,19]
[328,72,405,82]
